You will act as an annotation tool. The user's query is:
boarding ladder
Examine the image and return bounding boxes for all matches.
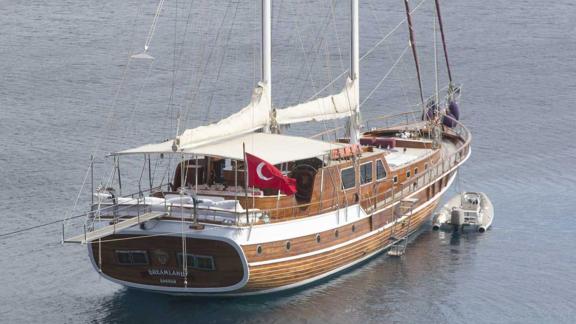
[388,197,418,257]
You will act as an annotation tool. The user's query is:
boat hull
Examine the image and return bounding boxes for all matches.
[87,171,456,296]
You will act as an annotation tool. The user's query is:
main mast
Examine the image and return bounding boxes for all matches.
[262,0,272,133]
[349,0,360,144]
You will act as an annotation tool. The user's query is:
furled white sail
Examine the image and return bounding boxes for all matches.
[173,83,270,150]
[273,78,358,125]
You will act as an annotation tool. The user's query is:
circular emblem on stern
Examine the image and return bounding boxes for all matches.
[152,249,170,265]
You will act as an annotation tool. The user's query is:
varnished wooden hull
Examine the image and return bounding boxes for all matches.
[87,171,455,296]
[242,198,440,293]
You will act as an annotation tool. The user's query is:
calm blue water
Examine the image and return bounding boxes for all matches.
[1,0,575,323]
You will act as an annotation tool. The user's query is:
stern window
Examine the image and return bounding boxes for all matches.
[177,253,215,271]
[115,250,149,266]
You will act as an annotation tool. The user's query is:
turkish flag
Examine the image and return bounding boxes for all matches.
[245,153,297,195]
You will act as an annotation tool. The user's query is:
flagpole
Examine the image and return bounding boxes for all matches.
[243,142,249,225]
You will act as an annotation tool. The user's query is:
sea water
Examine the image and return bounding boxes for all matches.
[0,0,575,323]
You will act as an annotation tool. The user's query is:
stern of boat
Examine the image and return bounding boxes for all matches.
[87,233,249,295]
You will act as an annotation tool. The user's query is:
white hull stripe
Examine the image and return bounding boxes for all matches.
[247,170,456,267]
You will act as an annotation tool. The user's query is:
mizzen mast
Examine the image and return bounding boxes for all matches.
[403,0,425,107]
[434,0,453,85]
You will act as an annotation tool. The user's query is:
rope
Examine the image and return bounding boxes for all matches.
[143,0,166,52]
[61,158,93,229]
[0,214,87,240]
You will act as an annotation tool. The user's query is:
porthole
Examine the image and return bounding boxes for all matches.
[285,241,291,251]
[257,245,263,255]
[352,224,356,232]
[315,234,321,243]
[334,229,339,238]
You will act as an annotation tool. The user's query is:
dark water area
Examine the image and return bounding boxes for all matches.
[1,0,575,323]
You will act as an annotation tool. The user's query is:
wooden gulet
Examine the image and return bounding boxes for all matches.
[65,0,470,296]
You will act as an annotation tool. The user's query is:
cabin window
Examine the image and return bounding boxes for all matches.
[360,162,373,185]
[425,163,429,170]
[414,167,419,176]
[393,176,398,184]
[115,250,149,266]
[352,224,356,232]
[195,256,215,271]
[257,245,263,255]
[334,229,339,238]
[177,253,215,271]
[285,241,291,251]
[376,160,387,180]
[316,234,321,243]
[341,167,356,190]
[406,170,411,178]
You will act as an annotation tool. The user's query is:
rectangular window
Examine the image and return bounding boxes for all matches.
[406,170,411,178]
[195,256,215,270]
[376,160,387,180]
[341,167,356,190]
[360,162,373,185]
[393,175,398,184]
[177,253,215,271]
[115,250,149,266]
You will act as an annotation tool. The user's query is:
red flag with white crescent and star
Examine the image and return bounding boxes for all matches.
[245,153,297,195]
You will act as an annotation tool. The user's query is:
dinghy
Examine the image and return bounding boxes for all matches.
[432,192,493,232]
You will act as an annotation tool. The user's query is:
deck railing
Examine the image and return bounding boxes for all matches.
[67,111,471,238]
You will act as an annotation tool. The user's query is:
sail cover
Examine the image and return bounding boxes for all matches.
[274,78,358,125]
[174,83,270,149]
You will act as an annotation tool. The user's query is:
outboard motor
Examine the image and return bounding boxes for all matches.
[451,208,464,226]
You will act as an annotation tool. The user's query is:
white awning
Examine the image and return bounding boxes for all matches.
[115,133,345,165]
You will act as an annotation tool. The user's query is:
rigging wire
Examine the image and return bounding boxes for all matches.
[360,45,410,108]
[143,0,166,53]
[366,0,413,110]
[181,1,235,129]
[305,0,428,103]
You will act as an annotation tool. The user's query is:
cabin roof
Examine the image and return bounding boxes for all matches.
[114,132,345,165]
